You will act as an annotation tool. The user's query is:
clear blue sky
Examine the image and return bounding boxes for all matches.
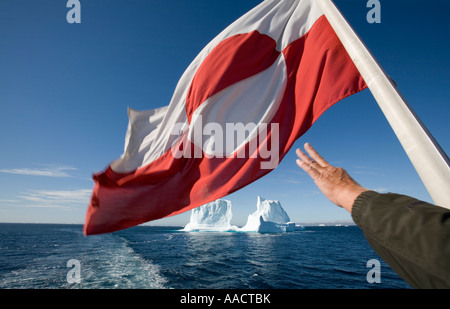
[0,0,448,226]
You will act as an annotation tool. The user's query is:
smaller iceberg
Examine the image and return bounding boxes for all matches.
[240,196,296,233]
[183,199,238,232]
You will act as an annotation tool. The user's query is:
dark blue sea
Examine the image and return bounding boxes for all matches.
[0,223,410,290]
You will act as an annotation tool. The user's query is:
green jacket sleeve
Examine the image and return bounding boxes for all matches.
[351,191,450,289]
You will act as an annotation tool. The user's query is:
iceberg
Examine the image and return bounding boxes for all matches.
[183,199,238,232]
[183,196,298,233]
[240,196,296,233]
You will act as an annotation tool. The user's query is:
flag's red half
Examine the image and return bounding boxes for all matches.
[84,6,366,235]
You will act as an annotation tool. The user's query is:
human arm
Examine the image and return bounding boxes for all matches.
[295,143,450,288]
[352,190,450,288]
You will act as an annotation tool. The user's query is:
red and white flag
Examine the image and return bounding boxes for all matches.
[84,0,366,235]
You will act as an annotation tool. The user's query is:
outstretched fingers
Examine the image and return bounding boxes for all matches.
[296,148,321,179]
[304,143,329,167]
[295,143,367,213]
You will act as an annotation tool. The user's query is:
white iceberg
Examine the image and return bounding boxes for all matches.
[183,196,298,233]
[183,199,238,232]
[240,196,296,233]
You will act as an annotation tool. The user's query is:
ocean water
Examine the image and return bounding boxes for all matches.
[0,223,410,289]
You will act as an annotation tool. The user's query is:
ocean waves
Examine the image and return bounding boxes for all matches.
[0,224,167,289]
[0,224,410,289]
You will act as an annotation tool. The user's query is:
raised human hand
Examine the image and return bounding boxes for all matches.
[295,143,368,213]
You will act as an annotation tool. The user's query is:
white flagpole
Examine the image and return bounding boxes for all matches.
[316,0,450,208]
